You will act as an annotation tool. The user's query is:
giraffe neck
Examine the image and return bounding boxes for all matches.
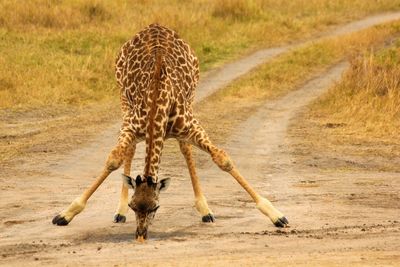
[143,51,170,180]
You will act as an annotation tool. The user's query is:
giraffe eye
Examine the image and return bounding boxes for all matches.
[129,203,138,212]
[150,206,160,212]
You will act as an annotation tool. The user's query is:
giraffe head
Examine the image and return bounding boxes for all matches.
[122,174,170,242]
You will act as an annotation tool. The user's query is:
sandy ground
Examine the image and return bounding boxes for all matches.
[1,13,400,267]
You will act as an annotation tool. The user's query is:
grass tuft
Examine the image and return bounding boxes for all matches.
[212,0,262,21]
[80,1,111,23]
[313,41,400,139]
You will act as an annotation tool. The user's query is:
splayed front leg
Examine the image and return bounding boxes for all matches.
[255,196,288,227]
[187,122,289,228]
[52,197,86,225]
[224,156,288,227]
[52,142,130,226]
[52,165,114,226]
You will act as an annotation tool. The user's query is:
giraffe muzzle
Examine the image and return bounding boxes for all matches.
[136,229,148,242]
[136,235,146,243]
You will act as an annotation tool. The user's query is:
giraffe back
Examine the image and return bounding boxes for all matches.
[115,24,200,113]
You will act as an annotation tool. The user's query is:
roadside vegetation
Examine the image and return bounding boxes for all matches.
[196,21,400,146]
[290,41,400,172]
[1,1,400,168]
[1,0,400,109]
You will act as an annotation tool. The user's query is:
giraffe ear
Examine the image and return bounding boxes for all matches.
[122,174,135,189]
[157,178,171,192]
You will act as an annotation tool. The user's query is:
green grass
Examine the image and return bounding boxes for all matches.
[1,0,400,110]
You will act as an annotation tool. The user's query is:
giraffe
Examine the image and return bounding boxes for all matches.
[52,24,288,241]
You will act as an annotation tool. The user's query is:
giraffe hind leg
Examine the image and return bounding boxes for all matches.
[114,144,136,223]
[179,141,215,223]
[187,122,288,228]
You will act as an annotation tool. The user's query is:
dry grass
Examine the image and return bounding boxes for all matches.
[316,45,400,139]
[1,1,400,170]
[196,21,400,145]
[291,40,400,172]
[1,0,400,110]
[2,18,399,169]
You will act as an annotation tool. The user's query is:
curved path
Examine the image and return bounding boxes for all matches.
[1,12,400,266]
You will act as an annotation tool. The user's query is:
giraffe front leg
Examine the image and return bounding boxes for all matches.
[52,143,129,226]
[188,123,289,228]
[229,167,288,227]
[179,141,214,223]
[114,144,136,223]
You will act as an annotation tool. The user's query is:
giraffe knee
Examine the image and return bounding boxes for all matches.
[179,143,190,155]
[106,148,125,171]
[212,149,234,172]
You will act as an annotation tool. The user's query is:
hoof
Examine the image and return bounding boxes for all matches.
[202,213,215,223]
[113,214,126,223]
[273,216,289,228]
[52,214,69,226]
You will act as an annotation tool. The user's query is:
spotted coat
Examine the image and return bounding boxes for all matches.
[114,24,203,179]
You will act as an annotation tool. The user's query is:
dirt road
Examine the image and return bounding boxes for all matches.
[1,13,400,266]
